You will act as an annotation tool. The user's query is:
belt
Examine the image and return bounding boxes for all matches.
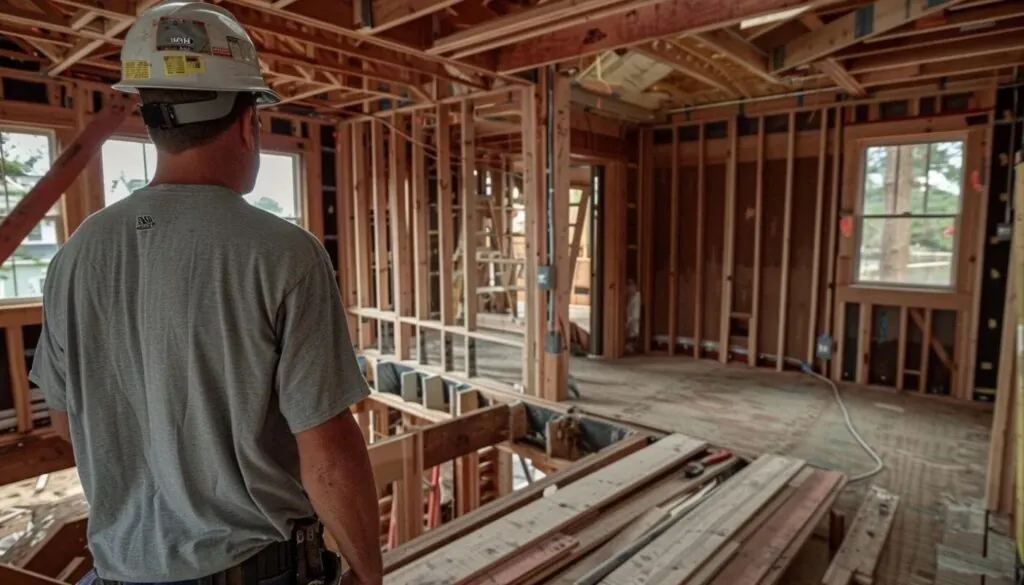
[99,518,335,585]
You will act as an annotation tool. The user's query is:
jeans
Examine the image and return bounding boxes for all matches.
[76,570,294,585]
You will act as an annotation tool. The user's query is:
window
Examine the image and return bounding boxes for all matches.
[101,139,157,206]
[0,129,59,300]
[856,140,964,288]
[101,140,302,225]
[246,152,301,224]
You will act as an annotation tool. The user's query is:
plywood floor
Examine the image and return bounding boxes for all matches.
[422,335,993,585]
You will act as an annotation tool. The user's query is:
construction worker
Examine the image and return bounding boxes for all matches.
[28,2,383,585]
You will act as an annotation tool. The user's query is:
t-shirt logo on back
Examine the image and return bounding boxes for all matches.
[136,215,156,231]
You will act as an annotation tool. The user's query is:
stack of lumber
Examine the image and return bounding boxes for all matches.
[383,433,846,585]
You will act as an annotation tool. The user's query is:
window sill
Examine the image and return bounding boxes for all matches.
[837,284,970,311]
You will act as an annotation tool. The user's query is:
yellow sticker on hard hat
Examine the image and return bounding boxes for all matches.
[163,55,205,77]
[123,60,152,81]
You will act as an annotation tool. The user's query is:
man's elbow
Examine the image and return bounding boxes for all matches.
[49,409,71,443]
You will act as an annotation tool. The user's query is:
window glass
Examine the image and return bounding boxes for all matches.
[0,130,59,300]
[102,139,302,225]
[857,141,964,288]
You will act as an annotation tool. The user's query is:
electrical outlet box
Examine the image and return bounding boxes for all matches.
[815,334,833,361]
[538,266,555,290]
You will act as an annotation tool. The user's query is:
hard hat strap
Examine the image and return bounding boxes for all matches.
[139,91,239,129]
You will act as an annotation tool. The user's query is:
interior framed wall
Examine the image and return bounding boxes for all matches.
[637,83,1002,404]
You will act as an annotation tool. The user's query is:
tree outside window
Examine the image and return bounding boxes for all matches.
[0,130,59,300]
[856,140,964,288]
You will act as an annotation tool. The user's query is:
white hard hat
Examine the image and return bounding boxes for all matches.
[113,0,280,126]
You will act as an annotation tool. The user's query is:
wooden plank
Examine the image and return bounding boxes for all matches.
[640,128,655,354]
[668,124,680,356]
[461,100,479,378]
[542,73,572,401]
[749,117,765,368]
[987,229,1017,509]
[421,403,527,468]
[464,534,579,585]
[385,434,706,585]
[411,113,430,363]
[394,430,423,544]
[857,302,872,386]
[822,486,900,585]
[709,470,845,585]
[437,104,455,372]
[806,111,829,365]
[569,188,592,292]
[776,113,796,371]
[455,389,482,517]
[372,119,392,320]
[5,326,31,433]
[600,454,806,585]
[532,457,739,585]
[771,0,970,71]
[521,86,541,389]
[336,123,359,342]
[896,307,909,391]
[383,435,650,573]
[391,114,413,361]
[694,123,706,358]
[493,0,820,73]
[720,118,738,363]
[0,565,67,585]
[352,122,375,349]
[823,107,844,378]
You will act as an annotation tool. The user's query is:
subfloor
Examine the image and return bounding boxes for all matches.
[421,337,993,585]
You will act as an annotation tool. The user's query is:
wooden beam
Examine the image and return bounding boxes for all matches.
[352,122,376,350]
[771,0,970,72]
[668,125,680,355]
[454,391,481,517]
[411,113,430,363]
[437,104,456,371]
[372,119,393,349]
[541,72,571,402]
[460,100,478,377]
[694,29,777,84]
[749,116,764,368]
[356,0,463,34]
[391,114,414,361]
[797,14,866,96]
[635,41,742,98]
[806,109,829,366]
[494,0,818,73]
[871,0,1024,42]
[694,123,706,358]
[720,118,737,363]
[0,95,129,264]
[858,50,1024,87]
[521,87,540,388]
[0,565,67,585]
[776,112,795,371]
[0,436,74,487]
[848,29,1024,74]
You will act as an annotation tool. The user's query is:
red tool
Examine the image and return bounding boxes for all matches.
[683,449,733,478]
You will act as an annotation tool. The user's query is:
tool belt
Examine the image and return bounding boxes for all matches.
[99,518,337,585]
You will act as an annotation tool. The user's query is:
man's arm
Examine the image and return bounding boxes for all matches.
[29,268,71,445]
[275,244,380,584]
[296,412,383,585]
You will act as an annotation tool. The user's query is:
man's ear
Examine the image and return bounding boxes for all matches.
[239,104,257,150]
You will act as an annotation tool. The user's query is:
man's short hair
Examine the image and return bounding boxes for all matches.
[138,89,256,154]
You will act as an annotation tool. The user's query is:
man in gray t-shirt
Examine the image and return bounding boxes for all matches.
[29,3,382,585]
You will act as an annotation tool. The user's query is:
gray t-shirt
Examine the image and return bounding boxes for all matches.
[29,184,369,581]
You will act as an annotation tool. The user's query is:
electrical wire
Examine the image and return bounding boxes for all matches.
[800,363,886,483]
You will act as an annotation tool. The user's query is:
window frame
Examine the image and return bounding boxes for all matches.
[0,125,60,304]
[852,132,968,292]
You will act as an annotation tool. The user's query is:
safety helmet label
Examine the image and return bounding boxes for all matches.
[155,16,211,54]
[123,60,152,81]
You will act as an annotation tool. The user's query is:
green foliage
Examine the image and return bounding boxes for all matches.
[252,196,284,215]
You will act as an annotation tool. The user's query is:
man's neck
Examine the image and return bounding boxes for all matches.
[150,157,242,193]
